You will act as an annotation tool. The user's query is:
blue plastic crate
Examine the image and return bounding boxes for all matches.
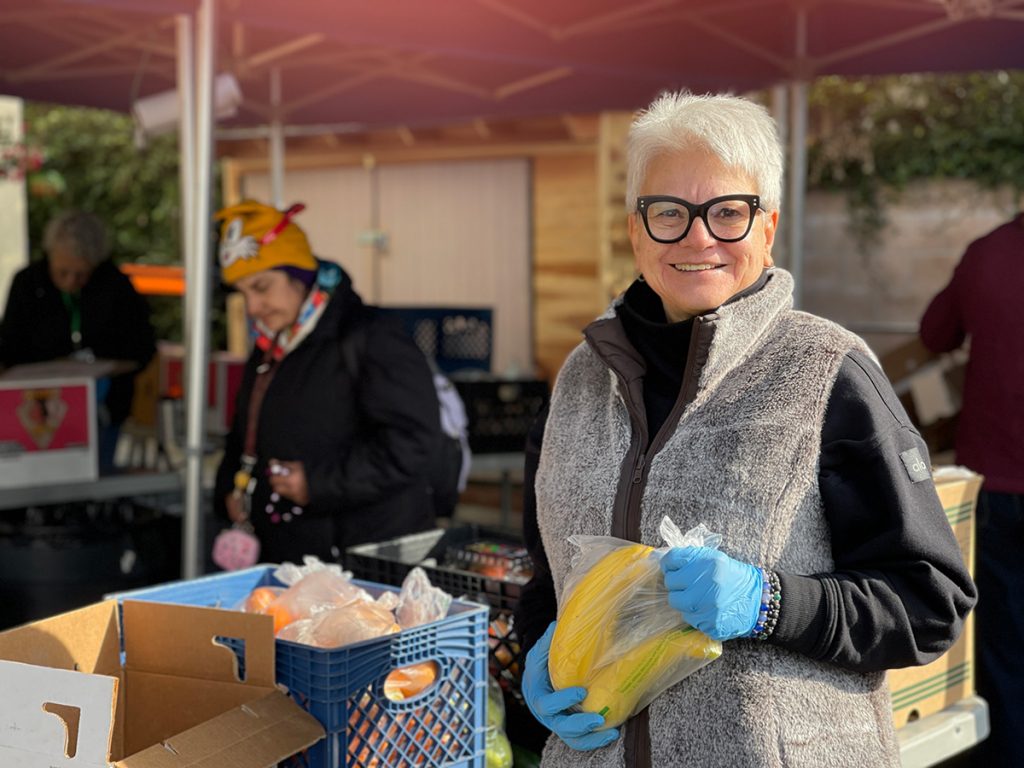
[114,566,489,768]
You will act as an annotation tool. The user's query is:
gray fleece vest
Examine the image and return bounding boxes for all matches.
[535,269,900,768]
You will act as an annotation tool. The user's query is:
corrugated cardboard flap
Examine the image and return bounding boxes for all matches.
[115,690,324,768]
[0,659,116,768]
[122,601,273,686]
[120,601,279,757]
[0,601,122,677]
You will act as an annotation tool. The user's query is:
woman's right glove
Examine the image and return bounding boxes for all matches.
[522,622,619,751]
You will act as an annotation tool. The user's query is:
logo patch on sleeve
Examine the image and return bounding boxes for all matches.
[899,447,931,483]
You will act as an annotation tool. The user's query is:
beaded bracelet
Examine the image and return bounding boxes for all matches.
[749,568,781,641]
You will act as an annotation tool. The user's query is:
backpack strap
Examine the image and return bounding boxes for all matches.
[339,311,372,381]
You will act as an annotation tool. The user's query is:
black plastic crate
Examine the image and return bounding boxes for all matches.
[345,526,531,690]
[344,525,529,614]
[453,379,550,454]
[380,307,493,376]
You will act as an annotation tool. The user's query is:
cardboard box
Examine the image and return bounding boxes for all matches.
[0,599,324,767]
[115,568,490,768]
[879,337,967,457]
[0,366,99,488]
[888,467,982,729]
[157,343,246,435]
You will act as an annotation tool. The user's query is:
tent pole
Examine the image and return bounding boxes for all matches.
[770,84,789,269]
[787,6,808,309]
[269,67,285,209]
[787,79,807,309]
[183,0,217,579]
[176,16,195,352]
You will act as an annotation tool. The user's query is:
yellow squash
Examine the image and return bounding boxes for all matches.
[548,542,722,729]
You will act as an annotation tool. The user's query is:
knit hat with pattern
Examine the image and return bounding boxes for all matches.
[215,200,316,285]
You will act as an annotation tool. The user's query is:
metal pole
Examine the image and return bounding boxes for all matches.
[787,8,809,309]
[788,80,807,309]
[770,84,789,269]
[183,0,217,579]
[269,67,285,209]
[176,15,195,348]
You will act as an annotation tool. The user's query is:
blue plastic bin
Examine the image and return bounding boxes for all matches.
[114,566,489,768]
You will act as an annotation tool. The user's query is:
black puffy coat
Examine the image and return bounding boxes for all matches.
[214,271,442,565]
[0,258,156,424]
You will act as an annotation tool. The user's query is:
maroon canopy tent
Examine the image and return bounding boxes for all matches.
[3,0,1023,129]
[2,0,1022,578]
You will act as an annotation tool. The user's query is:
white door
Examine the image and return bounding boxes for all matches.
[242,157,531,375]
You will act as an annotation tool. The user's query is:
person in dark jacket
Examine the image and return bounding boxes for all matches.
[514,91,976,768]
[0,209,156,472]
[213,200,442,566]
[920,212,1024,768]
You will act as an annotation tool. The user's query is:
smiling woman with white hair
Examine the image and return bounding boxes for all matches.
[513,91,976,768]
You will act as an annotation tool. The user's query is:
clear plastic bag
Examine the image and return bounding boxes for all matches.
[395,566,452,629]
[248,557,368,632]
[485,676,513,768]
[548,517,724,729]
[278,596,400,647]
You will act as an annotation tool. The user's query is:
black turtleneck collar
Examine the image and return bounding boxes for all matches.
[616,269,771,444]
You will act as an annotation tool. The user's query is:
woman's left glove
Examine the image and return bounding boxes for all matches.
[660,546,763,641]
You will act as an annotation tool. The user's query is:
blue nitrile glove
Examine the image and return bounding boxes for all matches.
[522,622,619,751]
[660,546,763,641]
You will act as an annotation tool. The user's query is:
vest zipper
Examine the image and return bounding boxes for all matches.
[623,314,711,768]
[631,454,646,484]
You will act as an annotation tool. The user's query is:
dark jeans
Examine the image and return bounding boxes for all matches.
[968,490,1024,768]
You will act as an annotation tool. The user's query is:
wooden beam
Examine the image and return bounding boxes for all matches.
[281,52,436,114]
[7,17,175,82]
[224,140,598,173]
[396,125,416,147]
[11,63,176,83]
[246,33,325,70]
[473,119,492,139]
[495,66,573,99]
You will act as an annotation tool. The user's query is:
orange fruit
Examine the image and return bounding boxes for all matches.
[243,586,283,614]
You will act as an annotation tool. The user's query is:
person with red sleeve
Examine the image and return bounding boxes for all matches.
[920,212,1024,768]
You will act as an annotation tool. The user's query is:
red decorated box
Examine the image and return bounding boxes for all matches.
[0,367,97,488]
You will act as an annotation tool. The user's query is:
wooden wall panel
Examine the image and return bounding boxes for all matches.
[532,152,602,382]
[598,112,637,302]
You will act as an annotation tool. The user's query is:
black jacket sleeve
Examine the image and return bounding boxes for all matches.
[770,350,977,671]
[0,266,47,368]
[514,403,558,658]
[87,264,157,370]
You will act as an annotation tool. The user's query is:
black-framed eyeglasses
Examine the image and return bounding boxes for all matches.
[636,194,763,244]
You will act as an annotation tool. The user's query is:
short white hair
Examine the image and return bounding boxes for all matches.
[625,91,784,213]
[43,210,110,266]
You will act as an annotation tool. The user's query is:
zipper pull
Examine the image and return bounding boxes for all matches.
[632,454,646,484]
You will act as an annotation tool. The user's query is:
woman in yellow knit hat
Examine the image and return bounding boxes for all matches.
[212,200,442,565]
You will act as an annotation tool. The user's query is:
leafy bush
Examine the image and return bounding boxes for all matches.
[807,70,1024,250]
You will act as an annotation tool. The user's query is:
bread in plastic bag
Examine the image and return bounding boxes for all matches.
[254,558,367,631]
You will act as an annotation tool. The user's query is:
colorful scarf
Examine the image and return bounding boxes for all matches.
[252,284,329,360]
